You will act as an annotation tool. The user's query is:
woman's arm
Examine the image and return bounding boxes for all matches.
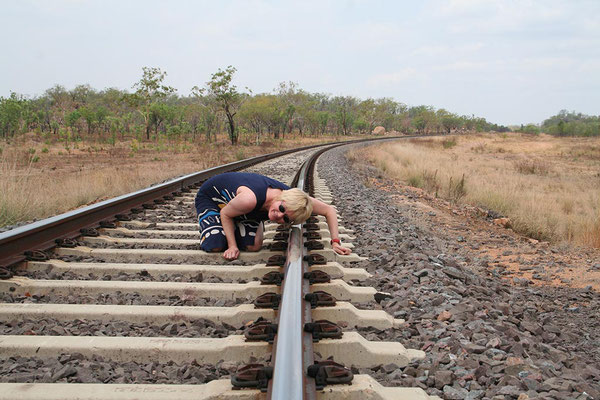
[310,197,352,255]
[220,187,257,260]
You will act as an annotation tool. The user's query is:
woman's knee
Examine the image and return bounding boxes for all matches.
[200,235,227,253]
[205,247,224,253]
[245,243,262,252]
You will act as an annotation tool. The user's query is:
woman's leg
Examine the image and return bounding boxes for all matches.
[235,220,262,252]
[245,222,264,252]
[196,194,228,252]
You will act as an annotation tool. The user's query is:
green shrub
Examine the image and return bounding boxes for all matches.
[447,174,467,202]
[235,149,246,161]
[41,147,49,153]
[521,124,540,135]
[31,156,40,163]
[407,175,423,188]
[422,169,440,196]
[130,139,139,153]
[442,138,457,149]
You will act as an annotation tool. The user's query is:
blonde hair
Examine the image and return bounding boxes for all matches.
[278,188,313,224]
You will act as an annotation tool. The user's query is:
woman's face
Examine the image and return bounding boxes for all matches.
[268,200,292,224]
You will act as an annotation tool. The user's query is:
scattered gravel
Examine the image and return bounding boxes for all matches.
[0,292,246,307]
[16,269,248,283]
[318,144,600,400]
[244,148,320,185]
[53,253,255,266]
[0,354,265,384]
[0,318,241,338]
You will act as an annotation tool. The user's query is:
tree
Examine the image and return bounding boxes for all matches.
[357,98,377,134]
[95,106,109,134]
[291,90,314,135]
[79,106,97,135]
[70,84,94,108]
[331,96,357,135]
[129,67,176,140]
[149,103,175,136]
[438,109,462,134]
[196,66,242,145]
[317,111,330,135]
[412,115,426,134]
[377,98,403,131]
[410,105,436,134]
[275,81,299,134]
[557,120,566,136]
[44,85,70,134]
[65,109,81,135]
[0,93,26,138]
[541,110,599,137]
[521,124,540,135]
[188,89,220,142]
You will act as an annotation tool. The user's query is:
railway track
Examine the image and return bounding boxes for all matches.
[0,139,441,399]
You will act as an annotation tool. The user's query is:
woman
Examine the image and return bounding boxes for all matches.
[195,172,352,260]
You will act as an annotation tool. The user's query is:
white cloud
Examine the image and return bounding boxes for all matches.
[520,57,575,70]
[366,68,420,86]
[431,61,487,72]
[430,0,574,35]
[578,59,600,73]
[412,43,484,57]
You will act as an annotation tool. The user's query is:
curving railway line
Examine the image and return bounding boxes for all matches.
[0,138,440,399]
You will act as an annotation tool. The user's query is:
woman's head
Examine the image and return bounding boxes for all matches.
[271,188,313,224]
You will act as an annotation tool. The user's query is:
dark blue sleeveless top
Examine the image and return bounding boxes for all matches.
[195,172,290,221]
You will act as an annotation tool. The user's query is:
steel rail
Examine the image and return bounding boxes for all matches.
[269,150,315,400]
[268,143,342,399]
[267,136,426,399]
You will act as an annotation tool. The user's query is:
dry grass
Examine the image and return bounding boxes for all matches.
[1,133,354,228]
[0,147,213,228]
[348,133,600,248]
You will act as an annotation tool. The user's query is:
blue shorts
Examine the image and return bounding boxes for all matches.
[196,196,260,252]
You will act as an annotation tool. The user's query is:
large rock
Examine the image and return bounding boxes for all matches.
[372,126,385,135]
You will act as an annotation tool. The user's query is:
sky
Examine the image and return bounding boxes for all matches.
[1,0,599,126]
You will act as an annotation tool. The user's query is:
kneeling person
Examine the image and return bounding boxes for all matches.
[195,172,351,261]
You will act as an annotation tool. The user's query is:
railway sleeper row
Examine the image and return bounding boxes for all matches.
[0,148,439,399]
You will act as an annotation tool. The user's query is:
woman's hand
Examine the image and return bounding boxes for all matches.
[223,246,240,260]
[332,242,352,255]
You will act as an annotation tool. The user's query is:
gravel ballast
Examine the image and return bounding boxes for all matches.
[317,143,600,400]
[0,354,261,384]
[0,318,241,338]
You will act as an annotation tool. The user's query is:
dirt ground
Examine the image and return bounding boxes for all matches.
[367,176,600,292]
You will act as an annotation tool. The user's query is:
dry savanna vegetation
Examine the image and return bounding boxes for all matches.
[349,133,600,248]
[0,133,349,229]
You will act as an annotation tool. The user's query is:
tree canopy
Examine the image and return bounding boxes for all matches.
[541,110,599,137]
[0,66,516,143]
